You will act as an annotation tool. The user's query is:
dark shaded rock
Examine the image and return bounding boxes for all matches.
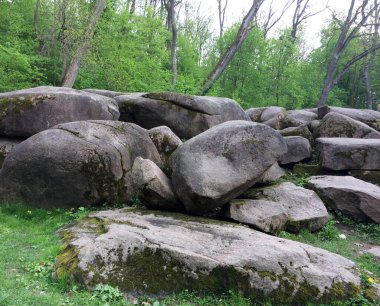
[0,86,119,136]
[225,182,328,234]
[56,208,361,304]
[348,170,380,185]
[131,157,181,211]
[308,175,380,223]
[0,121,161,208]
[0,137,25,168]
[147,126,182,171]
[318,106,380,131]
[279,136,311,165]
[280,125,313,143]
[116,92,249,138]
[171,121,287,215]
[293,164,330,177]
[316,138,380,171]
[282,110,318,128]
[315,113,380,139]
[245,107,265,122]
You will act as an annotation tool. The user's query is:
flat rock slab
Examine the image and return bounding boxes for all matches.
[116,92,249,138]
[56,209,361,304]
[227,182,328,234]
[0,86,119,136]
[307,176,380,223]
[171,121,287,214]
[316,138,380,170]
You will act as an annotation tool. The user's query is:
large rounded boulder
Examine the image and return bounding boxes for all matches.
[0,121,161,208]
[171,121,287,214]
[0,86,119,137]
[116,92,250,138]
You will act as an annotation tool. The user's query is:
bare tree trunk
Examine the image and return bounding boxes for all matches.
[34,0,40,34]
[200,0,265,96]
[217,0,228,38]
[130,0,136,14]
[61,0,106,88]
[317,0,377,107]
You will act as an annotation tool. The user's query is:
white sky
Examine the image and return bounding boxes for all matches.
[193,0,352,49]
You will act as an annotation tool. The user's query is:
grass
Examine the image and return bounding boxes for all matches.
[0,203,379,305]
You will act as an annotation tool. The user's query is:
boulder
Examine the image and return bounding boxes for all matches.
[116,92,249,138]
[0,137,24,168]
[260,107,286,129]
[255,162,285,186]
[81,89,127,98]
[228,182,328,234]
[0,121,161,208]
[245,107,265,122]
[131,157,181,211]
[147,126,182,170]
[315,113,380,139]
[171,121,287,215]
[282,110,318,128]
[365,247,380,261]
[280,125,313,143]
[307,175,380,223]
[310,120,321,132]
[56,208,361,304]
[348,170,380,185]
[316,138,380,171]
[279,136,311,165]
[0,86,119,137]
[318,106,380,131]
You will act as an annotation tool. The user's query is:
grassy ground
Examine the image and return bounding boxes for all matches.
[0,203,380,306]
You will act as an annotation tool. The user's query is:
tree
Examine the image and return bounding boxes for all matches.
[200,0,266,96]
[217,0,228,38]
[290,0,323,40]
[61,0,106,87]
[317,0,380,107]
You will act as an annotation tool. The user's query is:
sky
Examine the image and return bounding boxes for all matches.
[193,0,352,49]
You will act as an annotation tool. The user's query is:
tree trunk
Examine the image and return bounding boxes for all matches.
[171,14,178,89]
[61,0,106,88]
[200,0,265,96]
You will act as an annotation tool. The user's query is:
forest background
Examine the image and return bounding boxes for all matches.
[1,0,379,110]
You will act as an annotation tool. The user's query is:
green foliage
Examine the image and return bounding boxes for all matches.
[91,284,124,303]
[317,220,340,241]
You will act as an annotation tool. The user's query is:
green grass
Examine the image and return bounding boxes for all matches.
[0,203,379,305]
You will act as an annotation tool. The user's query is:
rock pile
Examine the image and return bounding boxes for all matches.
[1,86,379,303]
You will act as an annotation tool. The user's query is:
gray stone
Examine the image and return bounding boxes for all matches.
[0,121,161,208]
[0,86,119,136]
[56,208,361,304]
[116,92,249,138]
[0,137,24,168]
[227,182,328,234]
[280,125,313,143]
[279,136,311,165]
[81,89,127,98]
[315,113,380,139]
[310,120,321,132]
[255,162,286,186]
[147,126,182,170]
[307,175,380,223]
[171,121,287,214]
[348,170,380,185]
[366,247,380,261]
[260,107,286,129]
[318,106,380,131]
[282,110,318,128]
[131,157,181,211]
[245,107,265,122]
[316,138,380,171]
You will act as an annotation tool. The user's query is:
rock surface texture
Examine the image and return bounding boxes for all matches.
[315,112,380,139]
[132,157,181,211]
[171,121,287,214]
[227,182,328,233]
[308,176,380,223]
[279,136,311,165]
[0,121,161,208]
[56,209,361,304]
[0,86,119,136]
[116,92,249,138]
[316,138,380,170]
[0,137,24,168]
